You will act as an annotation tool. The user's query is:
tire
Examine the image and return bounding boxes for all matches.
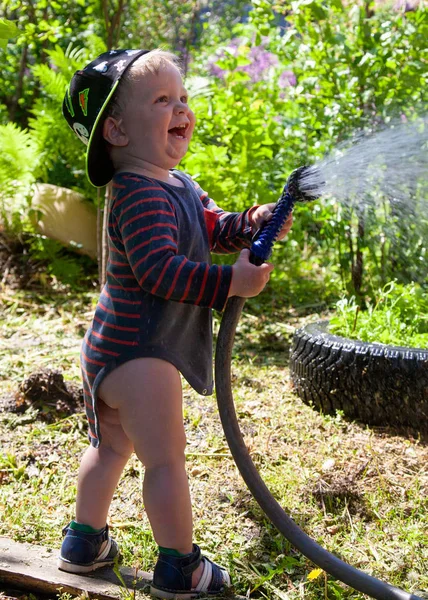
[289,321,428,432]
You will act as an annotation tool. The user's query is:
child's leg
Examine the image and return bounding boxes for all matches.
[98,357,230,595]
[76,400,134,529]
[58,400,133,572]
[98,357,193,553]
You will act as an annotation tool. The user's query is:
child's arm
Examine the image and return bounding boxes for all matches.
[191,179,292,253]
[112,183,271,310]
[193,182,257,253]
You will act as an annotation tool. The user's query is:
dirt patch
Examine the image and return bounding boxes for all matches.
[0,231,39,289]
[306,460,373,518]
[0,368,83,422]
[0,229,98,291]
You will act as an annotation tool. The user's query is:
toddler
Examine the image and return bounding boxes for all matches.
[59,48,293,598]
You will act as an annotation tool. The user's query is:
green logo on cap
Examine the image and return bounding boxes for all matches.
[64,86,75,117]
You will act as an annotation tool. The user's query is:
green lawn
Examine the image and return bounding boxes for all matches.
[0,285,427,600]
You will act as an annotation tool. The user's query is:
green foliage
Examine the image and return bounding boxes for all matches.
[183,66,284,213]
[0,452,27,480]
[0,122,39,232]
[329,281,428,348]
[183,1,427,299]
[0,0,105,126]
[273,0,427,130]
[27,234,96,288]
[28,44,97,199]
[0,16,18,47]
[1,0,427,307]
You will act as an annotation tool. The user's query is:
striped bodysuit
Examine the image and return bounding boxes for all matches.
[81,170,258,447]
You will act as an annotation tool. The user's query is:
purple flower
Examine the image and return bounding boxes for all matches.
[242,45,278,83]
[394,0,420,12]
[278,70,297,88]
[208,38,279,83]
[209,63,226,79]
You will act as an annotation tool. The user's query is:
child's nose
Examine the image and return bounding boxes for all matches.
[174,101,188,114]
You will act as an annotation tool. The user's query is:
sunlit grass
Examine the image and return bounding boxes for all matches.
[0,285,427,599]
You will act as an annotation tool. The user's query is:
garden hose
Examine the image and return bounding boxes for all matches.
[214,167,424,600]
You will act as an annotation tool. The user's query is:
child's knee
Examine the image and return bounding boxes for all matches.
[97,399,134,459]
[135,431,187,469]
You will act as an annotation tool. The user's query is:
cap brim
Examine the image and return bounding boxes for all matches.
[86,80,119,188]
[85,49,150,188]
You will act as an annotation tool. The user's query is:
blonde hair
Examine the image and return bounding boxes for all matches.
[106,49,183,119]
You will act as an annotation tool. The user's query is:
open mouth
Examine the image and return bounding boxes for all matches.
[168,124,188,139]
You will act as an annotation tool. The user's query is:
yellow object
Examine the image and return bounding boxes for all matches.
[32,184,97,259]
[307,568,324,581]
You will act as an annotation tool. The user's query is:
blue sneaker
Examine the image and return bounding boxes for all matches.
[57,523,119,573]
[151,544,231,599]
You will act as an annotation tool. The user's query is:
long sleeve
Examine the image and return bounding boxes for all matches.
[110,180,232,311]
[190,178,259,254]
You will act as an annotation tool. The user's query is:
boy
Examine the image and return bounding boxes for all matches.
[59,48,292,598]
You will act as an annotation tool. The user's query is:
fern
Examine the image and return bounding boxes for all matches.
[28,235,88,287]
[186,76,215,99]
[47,43,90,74]
[28,44,94,197]
[31,65,68,101]
[0,123,39,232]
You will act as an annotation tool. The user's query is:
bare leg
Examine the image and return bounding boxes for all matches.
[76,400,134,529]
[98,358,203,583]
[99,358,192,551]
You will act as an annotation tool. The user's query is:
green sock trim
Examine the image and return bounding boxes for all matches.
[70,520,104,534]
[159,546,187,557]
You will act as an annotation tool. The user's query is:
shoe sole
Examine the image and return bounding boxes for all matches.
[150,586,227,600]
[57,557,115,573]
[150,586,204,599]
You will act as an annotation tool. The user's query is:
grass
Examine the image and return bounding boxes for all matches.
[329,281,428,348]
[0,282,427,600]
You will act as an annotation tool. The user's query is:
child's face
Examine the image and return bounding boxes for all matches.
[116,64,195,171]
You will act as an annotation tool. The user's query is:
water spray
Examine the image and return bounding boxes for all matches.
[215,166,424,600]
[299,118,428,206]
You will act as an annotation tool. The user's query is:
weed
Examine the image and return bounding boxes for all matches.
[330,281,428,347]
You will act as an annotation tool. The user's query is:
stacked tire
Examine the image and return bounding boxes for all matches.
[289,321,428,433]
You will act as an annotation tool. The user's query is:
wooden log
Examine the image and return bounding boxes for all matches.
[0,536,151,599]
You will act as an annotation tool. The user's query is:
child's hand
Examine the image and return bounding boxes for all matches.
[228,249,274,298]
[252,204,293,240]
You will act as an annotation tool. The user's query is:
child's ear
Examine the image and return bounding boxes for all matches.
[103,116,128,147]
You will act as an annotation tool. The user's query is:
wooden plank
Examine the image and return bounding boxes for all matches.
[0,536,151,599]
[0,537,246,600]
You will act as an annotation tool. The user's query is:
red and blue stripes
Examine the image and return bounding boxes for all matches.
[80,171,258,445]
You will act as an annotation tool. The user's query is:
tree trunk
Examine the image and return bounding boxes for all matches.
[102,0,126,49]
[182,1,201,76]
[97,188,103,287]
[352,209,365,299]
[9,43,28,123]
[101,184,111,289]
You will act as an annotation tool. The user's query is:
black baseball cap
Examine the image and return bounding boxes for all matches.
[62,49,150,188]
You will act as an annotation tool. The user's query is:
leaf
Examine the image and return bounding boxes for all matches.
[251,99,264,110]
[357,52,374,67]
[0,18,18,40]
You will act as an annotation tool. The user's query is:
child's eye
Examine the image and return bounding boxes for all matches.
[181,96,188,104]
[156,96,168,103]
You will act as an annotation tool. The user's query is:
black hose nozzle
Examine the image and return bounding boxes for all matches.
[286,165,324,202]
